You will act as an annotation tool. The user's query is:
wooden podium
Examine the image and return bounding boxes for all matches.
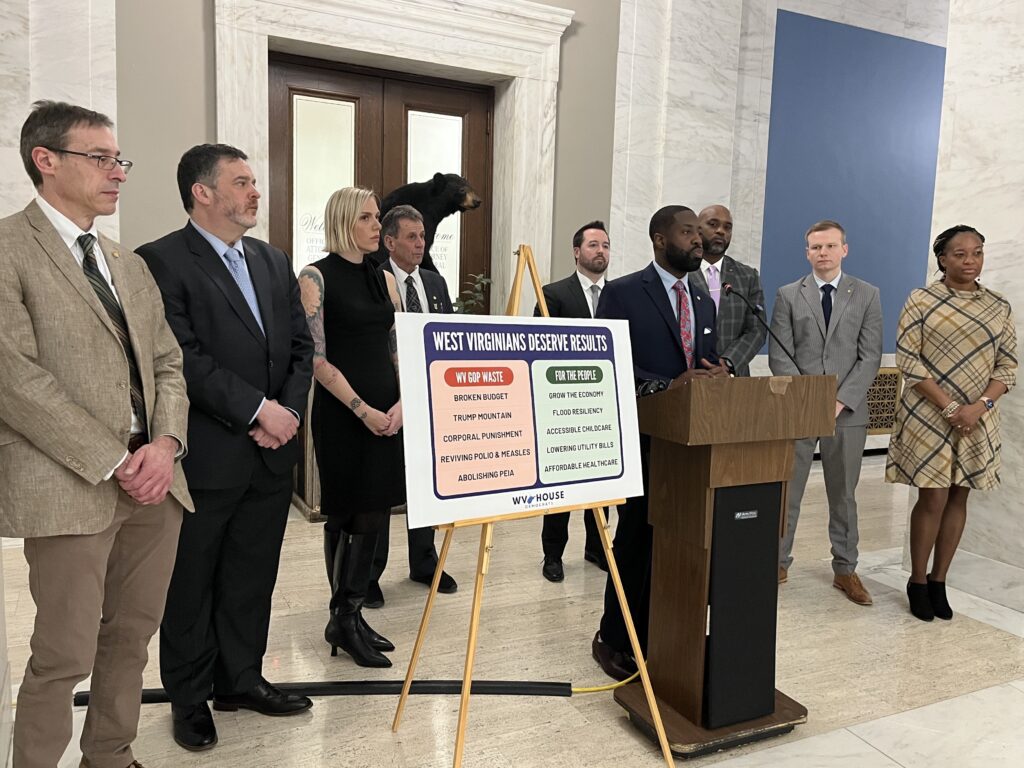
[614,374,836,758]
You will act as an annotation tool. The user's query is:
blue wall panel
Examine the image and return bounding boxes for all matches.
[760,11,946,352]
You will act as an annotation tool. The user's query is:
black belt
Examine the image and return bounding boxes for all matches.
[128,432,149,453]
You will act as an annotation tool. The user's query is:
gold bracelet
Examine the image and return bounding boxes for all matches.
[941,401,961,420]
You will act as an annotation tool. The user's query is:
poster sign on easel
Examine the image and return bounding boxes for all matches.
[396,314,644,527]
[392,245,674,768]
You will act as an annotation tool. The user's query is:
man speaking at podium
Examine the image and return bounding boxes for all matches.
[591,205,728,680]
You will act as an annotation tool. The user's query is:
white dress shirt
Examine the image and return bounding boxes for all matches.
[813,271,843,292]
[651,260,697,336]
[389,258,429,313]
[575,270,606,318]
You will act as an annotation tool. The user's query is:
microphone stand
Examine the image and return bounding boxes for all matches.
[722,283,802,373]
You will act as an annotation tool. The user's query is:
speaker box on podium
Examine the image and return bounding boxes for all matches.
[614,375,836,757]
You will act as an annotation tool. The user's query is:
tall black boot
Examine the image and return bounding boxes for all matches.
[325,531,394,666]
[328,529,394,651]
[323,526,342,587]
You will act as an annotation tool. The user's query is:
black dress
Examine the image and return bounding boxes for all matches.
[311,254,405,533]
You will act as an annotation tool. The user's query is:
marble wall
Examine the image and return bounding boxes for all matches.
[927,0,1024,569]
[610,0,949,278]
[0,0,119,233]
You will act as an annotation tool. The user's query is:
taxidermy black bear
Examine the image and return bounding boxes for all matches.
[371,172,483,273]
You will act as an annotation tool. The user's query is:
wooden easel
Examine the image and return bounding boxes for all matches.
[391,245,674,767]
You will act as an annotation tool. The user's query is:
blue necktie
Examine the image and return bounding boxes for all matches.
[224,247,265,334]
[821,284,835,330]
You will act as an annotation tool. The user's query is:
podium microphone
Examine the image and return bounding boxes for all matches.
[721,283,801,373]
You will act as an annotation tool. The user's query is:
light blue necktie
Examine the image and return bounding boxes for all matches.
[224,247,265,334]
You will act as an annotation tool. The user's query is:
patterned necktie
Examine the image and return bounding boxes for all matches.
[224,247,264,334]
[589,283,601,317]
[706,264,721,310]
[821,283,835,330]
[672,279,695,369]
[405,275,423,313]
[77,234,147,427]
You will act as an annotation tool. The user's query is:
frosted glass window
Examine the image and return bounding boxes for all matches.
[293,95,355,271]
[407,110,463,299]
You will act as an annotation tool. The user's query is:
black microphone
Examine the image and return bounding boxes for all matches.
[722,283,801,373]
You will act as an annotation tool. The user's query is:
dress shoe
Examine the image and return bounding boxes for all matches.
[365,580,385,609]
[410,569,458,594]
[81,761,148,768]
[907,579,935,621]
[833,572,872,605]
[171,702,217,751]
[584,548,609,572]
[213,678,312,716]
[542,556,564,582]
[927,575,953,620]
[778,566,788,584]
[591,631,637,681]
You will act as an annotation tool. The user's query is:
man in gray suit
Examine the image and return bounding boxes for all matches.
[691,205,766,376]
[769,220,882,605]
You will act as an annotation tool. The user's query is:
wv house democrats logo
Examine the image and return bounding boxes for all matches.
[511,490,566,509]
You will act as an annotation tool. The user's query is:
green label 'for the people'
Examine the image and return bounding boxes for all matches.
[545,365,603,385]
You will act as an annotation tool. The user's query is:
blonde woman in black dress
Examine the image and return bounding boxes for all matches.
[298,187,404,667]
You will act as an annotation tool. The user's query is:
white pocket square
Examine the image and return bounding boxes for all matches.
[703,327,712,335]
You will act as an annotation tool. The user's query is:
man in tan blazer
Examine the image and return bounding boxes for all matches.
[0,101,192,768]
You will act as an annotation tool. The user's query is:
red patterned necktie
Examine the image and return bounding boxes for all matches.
[673,279,694,370]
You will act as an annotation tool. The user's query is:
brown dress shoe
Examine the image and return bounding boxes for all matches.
[591,631,638,681]
[778,566,788,584]
[833,572,872,605]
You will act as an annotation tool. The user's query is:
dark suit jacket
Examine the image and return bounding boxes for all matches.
[380,259,454,313]
[597,262,718,386]
[533,272,593,319]
[689,255,766,376]
[138,222,314,489]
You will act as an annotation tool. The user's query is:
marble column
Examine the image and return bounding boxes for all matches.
[0,2,120,761]
[926,0,1024,573]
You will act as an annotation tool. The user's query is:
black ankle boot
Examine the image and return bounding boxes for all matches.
[325,531,393,667]
[907,580,934,622]
[927,575,953,620]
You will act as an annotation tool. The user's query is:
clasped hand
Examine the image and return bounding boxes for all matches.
[360,401,403,437]
[249,399,299,449]
[948,402,984,435]
[668,358,730,388]
[115,435,177,505]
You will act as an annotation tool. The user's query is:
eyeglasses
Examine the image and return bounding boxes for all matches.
[44,147,134,174]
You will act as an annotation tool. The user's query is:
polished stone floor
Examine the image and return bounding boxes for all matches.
[3,457,1023,766]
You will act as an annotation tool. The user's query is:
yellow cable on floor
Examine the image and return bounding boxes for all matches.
[572,665,642,694]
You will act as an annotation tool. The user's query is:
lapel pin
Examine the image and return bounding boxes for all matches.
[112,249,120,258]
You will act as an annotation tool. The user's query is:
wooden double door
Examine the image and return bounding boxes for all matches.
[268,53,493,302]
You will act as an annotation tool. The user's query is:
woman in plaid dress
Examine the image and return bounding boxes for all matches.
[886,225,1017,622]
